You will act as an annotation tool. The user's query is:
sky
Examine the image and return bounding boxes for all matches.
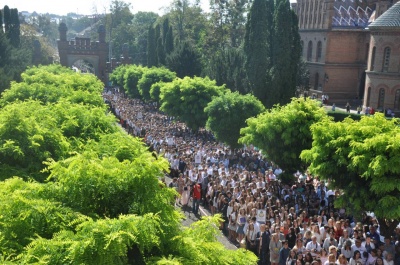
[2,0,209,16]
[2,0,296,16]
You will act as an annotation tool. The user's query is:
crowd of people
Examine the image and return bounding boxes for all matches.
[103,88,400,265]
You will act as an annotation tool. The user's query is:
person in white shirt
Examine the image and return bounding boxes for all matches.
[351,238,367,257]
[306,235,322,257]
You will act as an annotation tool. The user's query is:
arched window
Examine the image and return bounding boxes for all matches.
[314,72,319,90]
[307,41,313,61]
[366,87,371,107]
[370,46,376,71]
[316,41,322,62]
[394,90,400,110]
[378,88,385,109]
[382,47,391,72]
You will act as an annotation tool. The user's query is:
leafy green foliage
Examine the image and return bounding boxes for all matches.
[109,64,129,88]
[19,214,164,265]
[1,65,105,107]
[240,98,328,175]
[46,148,170,219]
[327,110,362,122]
[300,114,400,223]
[152,215,258,265]
[205,91,265,148]
[0,65,258,264]
[0,177,86,256]
[150,82,165,103]
[123,65,148,99]
[160,77,227,131]
[0,101,70,181]
[138,67,176,101]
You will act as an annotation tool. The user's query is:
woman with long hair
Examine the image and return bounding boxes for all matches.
[349,250,362,265]
[245,222,257,254]
[270,232,283,265]
[337,254,348,265]
[236,208,247,243]
[286,250,297,265]
[304,252,313,264]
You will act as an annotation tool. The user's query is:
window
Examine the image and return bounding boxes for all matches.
[378,88,385,109]
[394,90,400,110]
[382,47,391,72]
[314,72,319,90]
[307,41,313,61]
[370,46,376,71]
[316,41,322,62]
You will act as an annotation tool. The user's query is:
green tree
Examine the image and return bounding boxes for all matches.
[123,65,148,98]
[109,64,129,88]
[166,41,202,78]
[149,81,165,103]
[147,25,158,67]
[244,0,301,108]
[244,0,273,106]
[240,98,328,180]
[0,65,258,264]
[269,0,298,106]
[160,76,226,131]
[300,114,400,236]
[0,177,85,256]
[165,25,174,55]
[0,101,70,181]
[205,47,249,94]
[205,91,265,148]
[130,11,159,65]
[137,67,176,101]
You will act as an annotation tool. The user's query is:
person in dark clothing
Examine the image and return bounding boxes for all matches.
[257,224,271,265]
[279,240,291,265]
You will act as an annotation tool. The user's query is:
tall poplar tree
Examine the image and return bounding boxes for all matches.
[147,25,157,67]
[3,5,10,34]
[244,0,273,106]
[9,8,20,47]
[244,0,301,108]
[270,0,294,105]
[165,26,174,55]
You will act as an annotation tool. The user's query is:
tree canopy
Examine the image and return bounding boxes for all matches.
[0,65,257,264]
[205,91,265,148]
[159,76,227,131]
[239,98,328,178]
[138,67,176,101]
[300,114,400,235]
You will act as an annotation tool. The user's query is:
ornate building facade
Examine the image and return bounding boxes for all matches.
[293,0,400,111]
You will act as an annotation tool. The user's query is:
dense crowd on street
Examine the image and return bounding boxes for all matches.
[103,88,400,265]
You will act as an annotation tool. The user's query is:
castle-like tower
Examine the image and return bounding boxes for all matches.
[58,23,109,84]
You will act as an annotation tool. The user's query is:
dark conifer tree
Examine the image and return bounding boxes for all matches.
[9,8,20,47]
[147,25,157,67]
[3,5,10,34]
[165,26,174,55]
[166,41,202,78]
[244,0,273,106]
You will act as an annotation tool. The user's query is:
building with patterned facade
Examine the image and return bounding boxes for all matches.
[292,0,400,112]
